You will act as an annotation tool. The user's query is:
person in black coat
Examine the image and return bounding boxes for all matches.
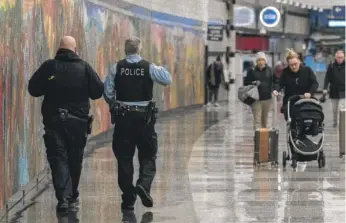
[28,36,104,214]
[323,50,345,127]
[206,56,224,107]
[244,52,279,130]
[273,49,319,120]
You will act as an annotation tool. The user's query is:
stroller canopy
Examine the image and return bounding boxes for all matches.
[290,98,324,123]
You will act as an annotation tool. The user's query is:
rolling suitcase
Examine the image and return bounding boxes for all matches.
[339,108,345,157]
[254,96,279,167]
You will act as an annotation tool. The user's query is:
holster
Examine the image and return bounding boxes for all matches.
[57,108,92,134]
[110,101,128,124]
[145,101,158,124]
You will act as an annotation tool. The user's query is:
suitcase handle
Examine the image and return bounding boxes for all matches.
[272,94,278,129]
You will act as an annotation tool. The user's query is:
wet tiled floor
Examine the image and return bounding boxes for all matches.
[1,84,345,223]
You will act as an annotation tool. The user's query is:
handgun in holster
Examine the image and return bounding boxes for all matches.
[58,108,93,134]
[58,108,69,122]
[110,101,128,124]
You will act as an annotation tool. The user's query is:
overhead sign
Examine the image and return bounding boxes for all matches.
[259,6,281,28]
[207,25,224,41]
[328,20,346,27]
[234,5,255,27]
[332,5,345,19]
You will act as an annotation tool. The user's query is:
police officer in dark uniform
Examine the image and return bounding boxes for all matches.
[28,36,104,213]
[103,36,172,211]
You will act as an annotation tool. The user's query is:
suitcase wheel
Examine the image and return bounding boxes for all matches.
[291,158,297,169]
[253,161,260,167]
[271,161,278,168]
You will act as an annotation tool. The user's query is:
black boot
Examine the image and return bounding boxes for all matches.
[135,185,153,208]
[56,200,69,214]
[121,194,136,211]
[69,197,80,209]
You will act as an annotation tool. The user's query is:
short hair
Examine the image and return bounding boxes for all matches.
[125,36,142,55]
[285,48,299,62]
[335,50,345,57]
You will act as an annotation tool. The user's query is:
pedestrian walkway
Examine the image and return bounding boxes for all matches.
[1,87,345,223]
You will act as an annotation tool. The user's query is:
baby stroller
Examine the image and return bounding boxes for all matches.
[282,95,326,169]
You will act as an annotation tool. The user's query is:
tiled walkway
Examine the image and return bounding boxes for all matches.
[1,84,345,223]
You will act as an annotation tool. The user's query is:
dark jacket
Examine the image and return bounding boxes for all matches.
[206,62,223,88]
[279,65,319,106]
[28,49,104,122]
[323,60,345,99]
[244,65,278,100]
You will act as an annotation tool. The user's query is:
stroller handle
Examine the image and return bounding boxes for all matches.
[287,95,318,103]
[286,95,319,122]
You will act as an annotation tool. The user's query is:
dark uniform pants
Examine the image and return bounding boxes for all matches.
[112,112,158,205]
[43,117,88,203]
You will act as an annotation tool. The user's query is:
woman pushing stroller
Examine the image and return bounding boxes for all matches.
[274,49,326,169]
[273,49,319,117]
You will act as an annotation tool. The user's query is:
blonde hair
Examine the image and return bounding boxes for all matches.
[285,48,299,62]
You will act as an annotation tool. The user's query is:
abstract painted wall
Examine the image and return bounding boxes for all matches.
[0,0,205,208]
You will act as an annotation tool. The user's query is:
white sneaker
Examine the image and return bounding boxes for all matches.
[206,102,212,107]
[214,103,219,107]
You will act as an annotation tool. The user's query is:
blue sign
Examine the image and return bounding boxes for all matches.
[259,6,281,28]
[332,5,345,19]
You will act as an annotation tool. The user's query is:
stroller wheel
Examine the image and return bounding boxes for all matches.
[318,153,326,168]
[282,151,287,168]
[291,159,297,169]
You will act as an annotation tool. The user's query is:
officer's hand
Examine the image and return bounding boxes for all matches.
[304,93,311,98]
[322,89,328,95]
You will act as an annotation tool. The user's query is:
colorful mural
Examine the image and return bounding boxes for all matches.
[0,0,205,208]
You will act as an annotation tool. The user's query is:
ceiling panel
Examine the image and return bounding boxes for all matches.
[272,0,345,9]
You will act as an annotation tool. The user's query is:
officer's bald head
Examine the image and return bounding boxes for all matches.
[59,36,77,52]
[125,36,142,55]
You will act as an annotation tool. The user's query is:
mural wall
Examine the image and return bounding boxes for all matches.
[0,0,205,208]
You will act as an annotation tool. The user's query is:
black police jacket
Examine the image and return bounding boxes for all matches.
[28,49,104,121]
[279,65,319,106]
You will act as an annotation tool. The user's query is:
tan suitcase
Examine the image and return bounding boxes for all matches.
[254,96,279,167]
[339,109,345,157]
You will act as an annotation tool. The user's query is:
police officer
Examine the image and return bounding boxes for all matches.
[28,36,104,213]
[103,36,172,211]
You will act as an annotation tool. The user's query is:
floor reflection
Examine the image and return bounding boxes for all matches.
[2,90,345,223]
[121,211,153,223]
[57,210,80,223]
